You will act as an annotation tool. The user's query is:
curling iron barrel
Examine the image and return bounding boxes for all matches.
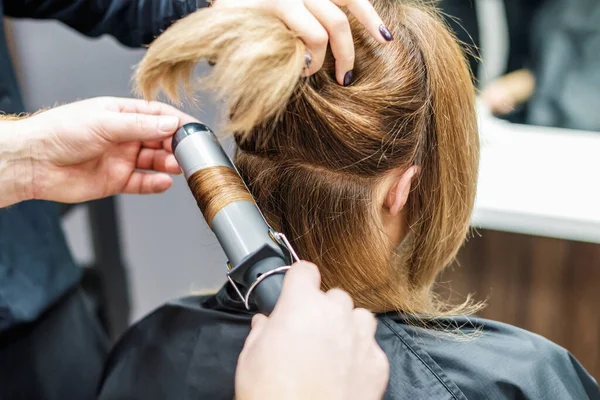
[172,122,296,315]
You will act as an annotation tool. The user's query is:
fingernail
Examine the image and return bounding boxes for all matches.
[305,53,312,68]
[343,70,354,86]
[158,116,179,132]
[379,25,394,41]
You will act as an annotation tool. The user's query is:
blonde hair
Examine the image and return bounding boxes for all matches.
[135,0,480,316]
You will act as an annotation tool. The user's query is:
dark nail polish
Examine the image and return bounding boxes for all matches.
[343,70,354,86]
[379,25,394,41]
[305,53,312,68]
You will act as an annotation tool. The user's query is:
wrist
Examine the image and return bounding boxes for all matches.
[0,119,35,206]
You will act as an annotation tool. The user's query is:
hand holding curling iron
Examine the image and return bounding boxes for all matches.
[236,261,390,400]
[0,97,196,207]
[212,0,394,86]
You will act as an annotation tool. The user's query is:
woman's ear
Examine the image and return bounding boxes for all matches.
[384,166,420,216]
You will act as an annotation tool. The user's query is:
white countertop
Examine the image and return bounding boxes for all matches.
[472,103,600,243]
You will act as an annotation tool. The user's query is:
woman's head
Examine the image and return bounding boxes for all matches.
[136,0,479,314]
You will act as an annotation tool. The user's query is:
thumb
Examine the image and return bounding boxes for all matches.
[242,314,269,350]
[275,261,321,308]
[251,313,269,329]
[100,112,180,143]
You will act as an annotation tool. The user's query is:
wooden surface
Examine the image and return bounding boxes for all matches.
[438,229,600,379]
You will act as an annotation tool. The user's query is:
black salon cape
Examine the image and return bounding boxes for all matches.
[98,284,599,400]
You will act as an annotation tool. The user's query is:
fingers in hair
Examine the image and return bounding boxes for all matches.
[333,0,392,43]
[276,1,329,76]
[304,0,355,85]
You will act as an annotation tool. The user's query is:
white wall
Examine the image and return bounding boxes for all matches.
[476,0,509,86]
[9,19,228,322]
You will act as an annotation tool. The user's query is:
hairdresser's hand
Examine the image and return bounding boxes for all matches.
[9,97,197,205]
[480,69,536,116]
[212,0,393,85]
[236,261,389,400]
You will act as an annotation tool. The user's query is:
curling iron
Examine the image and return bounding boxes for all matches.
[172,122,299,315]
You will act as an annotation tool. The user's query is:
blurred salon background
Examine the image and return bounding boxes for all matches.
[4,0,599,377]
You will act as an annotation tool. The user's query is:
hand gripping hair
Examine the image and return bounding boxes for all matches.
[135,0,482,318]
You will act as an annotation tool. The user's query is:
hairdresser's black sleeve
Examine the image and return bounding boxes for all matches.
[5,0,208,48]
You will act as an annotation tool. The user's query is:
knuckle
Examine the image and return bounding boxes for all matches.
[271,0,289,14]
[296,261,318,274]
[251,313,268,329]
[338,53,355,65]
[375,346,390,373]
[327,288,354,308]
[330,15,350,32]
[289,261,321,285]
[352,308,377,337]
[304,65,320,77]
[310,30,329,47]
[147,100,163,113]
[353,307,375,322]
[353,309,377,337]
[135,113,148,130]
